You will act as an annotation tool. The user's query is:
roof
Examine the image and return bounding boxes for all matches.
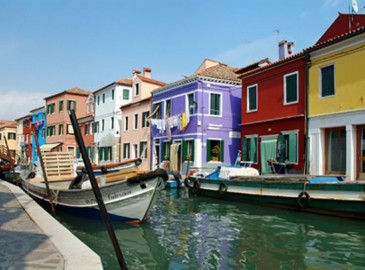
[0,120,17,129]
[94,78,133,94]
[316,13,365,44]
[235,58,271,75]
[45,87,90,100]
[236,51,305,79]
[120,96,151,110]
[195,63,241,82]
[136,75,167,87]
[152,61,241,95]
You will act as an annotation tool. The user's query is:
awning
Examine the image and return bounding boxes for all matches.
[40,143,62,152]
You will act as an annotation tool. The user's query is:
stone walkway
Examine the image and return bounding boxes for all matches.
[0,180,103,270]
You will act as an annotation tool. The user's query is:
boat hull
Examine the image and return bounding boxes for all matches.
[21,169,168,223]
[187,176,365,220]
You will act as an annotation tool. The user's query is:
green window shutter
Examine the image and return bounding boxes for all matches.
[206,140,211,161]
[104,147,108,160]
[242,138,248,160]
[288,133,298,163]
[182,141,187,161]
[76,148,80,158]
[321,65,334,97]
[162,143,166,160]
[276,135,286,163]
[190,140,195,162]
[286,73,297,103]
[248,86,257,111]
[250,137,258,163]
[219,140,224,162]
[99,147,103,161]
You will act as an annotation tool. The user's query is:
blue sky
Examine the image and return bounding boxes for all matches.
[0,0,360,120]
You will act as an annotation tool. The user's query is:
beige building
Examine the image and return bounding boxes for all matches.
[120,68,166,170]
[0,120,18,162]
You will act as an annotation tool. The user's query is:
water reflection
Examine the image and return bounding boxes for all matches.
[56,189,365,270]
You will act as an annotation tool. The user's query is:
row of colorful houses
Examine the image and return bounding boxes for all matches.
[1,13,365,180]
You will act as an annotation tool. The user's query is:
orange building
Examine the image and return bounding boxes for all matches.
[43,87,91,157]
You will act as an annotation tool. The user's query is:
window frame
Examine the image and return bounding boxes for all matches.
[247,84,258,112]
[284,71,299,105]
[209,92,222,116]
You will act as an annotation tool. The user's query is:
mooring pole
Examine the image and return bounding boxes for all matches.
[68,110,128,270]
[31,125,56,215]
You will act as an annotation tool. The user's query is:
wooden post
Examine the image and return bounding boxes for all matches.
[68,109,128,270]
[31,125,56,215]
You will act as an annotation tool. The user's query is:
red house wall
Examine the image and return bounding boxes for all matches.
[241,56,307,172]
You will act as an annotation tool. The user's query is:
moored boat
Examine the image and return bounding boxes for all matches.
[20,152,168,224]
[76,158,142,176]
[186,165,365,220]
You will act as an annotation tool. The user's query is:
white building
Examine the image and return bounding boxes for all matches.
[93,78,133,164]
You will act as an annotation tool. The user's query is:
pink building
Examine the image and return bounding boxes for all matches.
[43,87,91,157]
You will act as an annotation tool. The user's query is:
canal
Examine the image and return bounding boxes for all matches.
[55,189,365,270]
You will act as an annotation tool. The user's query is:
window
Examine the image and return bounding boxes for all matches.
[142,111,150,128]
[111,117,114,129]
[134,114,138,129]
[284,72,298,104]
[98,147,112,161]
[207,139,224,162]
[84,123,89,135]
[247,85,257,112]
[123,143,130,159]
[151,102,162,119]
[97,96,100,105]
[58,124,63,135]
[187,93,195,115]
[46,125,55,136]
[47,103,55,114]
[111,89,115,100]
[102,119,105,131]
[182,140,194,161]
[132,144,138,159]
[140,141,147,159]
[102,93,105,103]
[0,133,2,140]
[162,141,171,160]
[59,100,64,112]
[325,127,346,174]
[321,64,335,97]
[242,136,258,163]
[123,89,130,100]
[67,100,76,111]
[276,133,298,163]
[165,99,171,117]
[92,121,99,133]
[66,124,73,135]
[135,83,140,96]
[7,132,16,140]
[124,116,129,131]
[210,93,221,116]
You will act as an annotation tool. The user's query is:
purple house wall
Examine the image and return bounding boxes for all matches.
[150,59,241,174]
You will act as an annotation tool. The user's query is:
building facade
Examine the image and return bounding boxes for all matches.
[44,87,91,156]
[120,68,166,170]
[151,59,242,174]
[30,106,46,162]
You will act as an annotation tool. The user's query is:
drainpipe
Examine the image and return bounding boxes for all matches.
[304,52,311,175]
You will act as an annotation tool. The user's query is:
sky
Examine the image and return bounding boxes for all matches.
[0,0,361,121]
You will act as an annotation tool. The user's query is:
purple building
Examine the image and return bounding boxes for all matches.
[150,59,242,174]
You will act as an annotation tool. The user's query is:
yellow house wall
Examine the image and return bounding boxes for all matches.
[308,40,365,117]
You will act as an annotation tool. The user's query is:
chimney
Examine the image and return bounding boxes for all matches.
[133,69,141,77]
[143,67,151,78]
[278,40,295,60]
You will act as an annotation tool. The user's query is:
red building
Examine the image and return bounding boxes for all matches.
[236,42,307,174]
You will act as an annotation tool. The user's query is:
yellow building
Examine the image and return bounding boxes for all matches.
[0,120,18,162]
[307,27,365,180]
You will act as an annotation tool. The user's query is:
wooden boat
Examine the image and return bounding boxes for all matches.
[20,152,168,224]
[186,165,365,220]
[76,158,142,176]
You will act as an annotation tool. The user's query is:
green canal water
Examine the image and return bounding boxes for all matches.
[55,189,365,270]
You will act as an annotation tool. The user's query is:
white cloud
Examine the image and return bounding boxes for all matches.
[215,34,281,67]
[0,90,47,120]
